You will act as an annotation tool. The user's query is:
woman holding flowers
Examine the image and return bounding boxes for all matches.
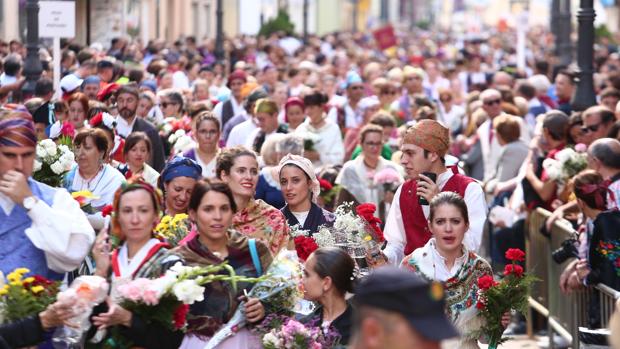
[400,192,508,349]
[169,179,273,348]
[300,247,355,345]
[64,128,125,230]
[278,154,335,235]
[117,132,159,187]
[90,177,183,347]
[216,146,290,254]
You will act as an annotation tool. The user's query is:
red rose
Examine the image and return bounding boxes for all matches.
[294,236,318,261]
[504,264,524,278]
[173,303,189,330]
[476,301,485,310]
[102,205,114,217]
[505,248,525,262]
[60,122,75,137]
[477,275,496,290]
[356,203,377,218]
[318,178,333,192]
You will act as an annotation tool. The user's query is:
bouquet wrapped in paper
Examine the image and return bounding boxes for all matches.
[0,268,60,324]
[33,139,75,187]
[205,250,308,349]
[52,275,109,346]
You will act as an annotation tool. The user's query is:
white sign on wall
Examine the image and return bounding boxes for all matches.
[38,1,76,38]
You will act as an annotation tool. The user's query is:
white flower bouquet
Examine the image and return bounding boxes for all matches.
[33,139,75,187]
[542,145,588,183]
[168,130,196,156]
[206,250,310,349]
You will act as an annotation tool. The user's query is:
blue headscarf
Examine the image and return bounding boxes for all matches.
[159,157,203,190]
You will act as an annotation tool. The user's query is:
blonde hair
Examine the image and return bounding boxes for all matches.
[254,98,279,115]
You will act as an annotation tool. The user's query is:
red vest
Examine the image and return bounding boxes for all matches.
[399,173,474,255]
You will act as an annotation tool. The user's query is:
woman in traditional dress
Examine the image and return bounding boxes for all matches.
[89,178,183,348]
[158,156,202,216]
[301,247,355,345]
[336,124,403,221]
[400,192,508,349]
[64,128,125,230]
[117,131,159,187]
[278,154,335,234]
[216,146,290,254]
[183,111,221,179]
[171,179,272,348]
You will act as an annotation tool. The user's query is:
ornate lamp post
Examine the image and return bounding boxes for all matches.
[22,0,42,98]
[571,0,597,112]
[214,0,224,62]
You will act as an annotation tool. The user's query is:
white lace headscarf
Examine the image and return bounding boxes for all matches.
[277,154,320,203]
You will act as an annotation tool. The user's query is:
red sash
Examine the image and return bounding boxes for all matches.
[111,242,169,278]
[399,173,474,255]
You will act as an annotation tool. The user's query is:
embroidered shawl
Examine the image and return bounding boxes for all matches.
[281,202,335,235]
[233,199,290,254]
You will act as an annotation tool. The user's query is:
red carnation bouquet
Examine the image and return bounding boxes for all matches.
[475,249,536,348]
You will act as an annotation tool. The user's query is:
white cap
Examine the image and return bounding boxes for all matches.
[299,60,317,72]
[60,74,83,93]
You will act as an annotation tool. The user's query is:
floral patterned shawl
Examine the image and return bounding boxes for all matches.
[233,199,291,254]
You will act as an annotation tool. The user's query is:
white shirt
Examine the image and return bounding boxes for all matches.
[326,101,360,129]
[0,187,95,273]
[383,169,487,265]
[292,210,310,227]
[427,239,468,281]
[213,97,245,126]
[226,118,259,148]
[116,116,138,138]
[117,238,161,277]
[172,71,190,90]
[294,119,344,167]
[193,149,219,179]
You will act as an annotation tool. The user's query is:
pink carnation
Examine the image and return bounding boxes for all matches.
[373,168,401,185]
[142,288,160,306]
[575,143,587,153]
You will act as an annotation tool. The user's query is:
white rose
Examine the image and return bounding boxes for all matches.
[172,280,205,304]
[263,332,282,347]
[174,129,186,137]
[50,161,64,175]
[33,160,42,172]
[36,146,47,159]
[162,123,173,134]
[556,148,575,164]
[58,144,70,154]
[45,143,58,158]
[168,134,178,144]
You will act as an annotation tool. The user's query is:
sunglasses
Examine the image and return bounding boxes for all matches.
[484,99,501,106]
[161,102,178,108]
[582,122,603,133]
[350,85,364,90]
[381,90,397,95]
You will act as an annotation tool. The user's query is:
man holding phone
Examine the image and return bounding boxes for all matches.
[383,120,486,265]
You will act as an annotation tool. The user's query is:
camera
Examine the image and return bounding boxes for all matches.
[552,238,579,264]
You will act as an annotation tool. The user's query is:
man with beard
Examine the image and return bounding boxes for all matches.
[114,84,165,171]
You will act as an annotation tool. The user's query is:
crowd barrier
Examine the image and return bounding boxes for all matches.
[526,208,620,348]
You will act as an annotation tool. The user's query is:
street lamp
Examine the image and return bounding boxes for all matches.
[352,0,358,33]
[303,0,308,44]
[570,0,597,112]
[22,0,43,98]
[214,0,224,62]
[557,0,572,66]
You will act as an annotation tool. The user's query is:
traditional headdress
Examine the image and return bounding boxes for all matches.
[0,115,37,148]
[403,120,450,157]
[111,177,164,239]
[278,154,320,203]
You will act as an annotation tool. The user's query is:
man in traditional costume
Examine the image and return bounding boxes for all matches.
[383,120,487,264]
[0,114,94,280]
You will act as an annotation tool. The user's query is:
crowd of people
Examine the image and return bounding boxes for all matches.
[1,23,620,348]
